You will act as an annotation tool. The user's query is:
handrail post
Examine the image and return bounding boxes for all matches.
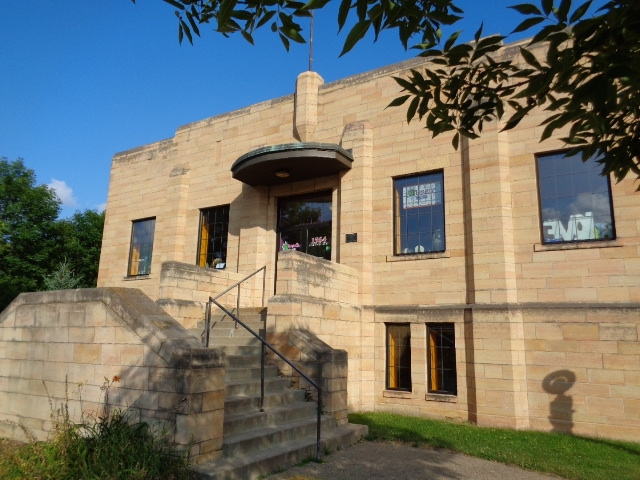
[204,300,211,347]
[236,284,240,328]
[316,387,322,461]
[261,266,266,308]
[260,342,265,412]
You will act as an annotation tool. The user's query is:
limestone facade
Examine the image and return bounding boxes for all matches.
[97,39,640,442]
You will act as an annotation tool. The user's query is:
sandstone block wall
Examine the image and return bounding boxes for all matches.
[370,303,640,442]
[267,250,370,411]
[0,288,226,464]
[267,329,348,425]
[522,304,640,442]
[156,261,266,329]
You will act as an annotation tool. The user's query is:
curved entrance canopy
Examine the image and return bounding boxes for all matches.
[231,142,354,187]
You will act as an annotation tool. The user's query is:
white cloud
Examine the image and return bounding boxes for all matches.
[48,178,78,208]
[96,202,107,213]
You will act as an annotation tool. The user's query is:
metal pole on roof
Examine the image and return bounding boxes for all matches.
[309,10,314,71]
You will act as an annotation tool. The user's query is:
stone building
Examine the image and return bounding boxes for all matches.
[96,38,640,443]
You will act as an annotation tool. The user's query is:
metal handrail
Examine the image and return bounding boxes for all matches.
[206,290,323,461]
[204,265,322,461]
[203,265,266,348]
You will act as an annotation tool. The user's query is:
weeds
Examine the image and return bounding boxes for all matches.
[0,376,191,480]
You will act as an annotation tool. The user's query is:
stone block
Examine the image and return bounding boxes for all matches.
[178,368,225,394]
[201,389,225,412]
[48,343,74,362]
[562,324,599,341]
[603,354,640,371]
[121,345,145,366]
[74,344,102,364]
[599,324,638,341]
[44,326,69,343]
[175,409,223,444]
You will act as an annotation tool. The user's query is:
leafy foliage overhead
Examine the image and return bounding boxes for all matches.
[141,0,639,182]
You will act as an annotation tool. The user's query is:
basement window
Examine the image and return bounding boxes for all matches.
[427,323,457,395]
[386,324,411,391]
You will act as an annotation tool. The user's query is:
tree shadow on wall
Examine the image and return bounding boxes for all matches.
[542,370,576,434]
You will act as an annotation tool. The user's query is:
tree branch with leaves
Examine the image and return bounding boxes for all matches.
[139,0,640,181]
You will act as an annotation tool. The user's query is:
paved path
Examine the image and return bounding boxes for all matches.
[265,441,559,480]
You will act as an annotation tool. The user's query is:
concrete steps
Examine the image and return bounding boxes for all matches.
[192,423,366,480]
[190,306,367,480]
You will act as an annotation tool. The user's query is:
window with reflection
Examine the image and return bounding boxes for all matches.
[537,152,615,244]
[394,171,445,255]
[128,218,155,276]
[197,205,229,269]
[278,191,332,260]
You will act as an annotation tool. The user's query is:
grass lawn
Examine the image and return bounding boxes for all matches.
[349,412,640,480]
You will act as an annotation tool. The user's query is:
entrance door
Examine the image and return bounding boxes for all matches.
[278,191,332,260]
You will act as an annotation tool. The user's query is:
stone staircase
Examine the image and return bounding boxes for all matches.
[189,307,367,480]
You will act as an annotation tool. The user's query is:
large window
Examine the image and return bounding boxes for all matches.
[386,324,411,391]
[197,205,229,269]
[394,171,445,255]
[537,152,615,244]
[128,218,156,276]
[427,323,457,395]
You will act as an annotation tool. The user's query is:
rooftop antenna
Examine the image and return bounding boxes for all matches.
[309,10,314,71]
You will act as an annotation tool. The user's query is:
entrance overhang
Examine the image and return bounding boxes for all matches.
[231,143,354,187]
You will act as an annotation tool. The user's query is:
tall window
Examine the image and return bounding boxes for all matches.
[197,205,229,268]
[386,324,411,391]
[394,171,445,255]
[428,323,457,395]
[128,218,156,276]
[537,152,615,244]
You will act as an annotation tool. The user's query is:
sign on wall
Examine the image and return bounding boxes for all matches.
[402,181,442,209]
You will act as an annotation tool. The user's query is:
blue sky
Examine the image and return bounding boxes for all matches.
[1,1,546,217]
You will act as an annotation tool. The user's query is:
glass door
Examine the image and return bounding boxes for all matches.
[278,191,332,260]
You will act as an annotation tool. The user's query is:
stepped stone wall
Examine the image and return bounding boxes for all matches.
[0,288,225,464]
[267,251,369,412]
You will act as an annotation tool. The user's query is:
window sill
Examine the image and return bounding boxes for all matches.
[425,393,457,403]
[383,390,412,399]
[386,251,450,262]
[123,275,151,281]
[534,239,623,252]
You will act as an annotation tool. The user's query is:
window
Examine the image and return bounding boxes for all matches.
[537,152,615,244]
[197,205,229,268]
[128,218,156,276]
[278,191,332,260]
[386,324,411,391]
[427,324,457,395]
[394,171,445,255]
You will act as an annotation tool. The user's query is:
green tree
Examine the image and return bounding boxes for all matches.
[59,209,105,288]
[0,158,63,311]
[43,259,82,290]
[143,0,640,181]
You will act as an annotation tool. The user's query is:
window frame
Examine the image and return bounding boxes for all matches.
[427,323,457,396]
[535,150,616,245]
[386,323,412,392]
[196,205,230,269]
[127,217,156,277]
[393,170,446,256]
